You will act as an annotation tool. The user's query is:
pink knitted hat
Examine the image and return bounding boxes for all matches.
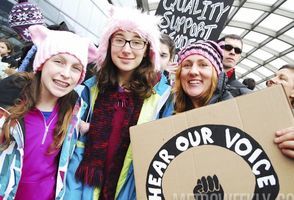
[96,6,161,71]
[29,25,98,84]
[178,40,224,76]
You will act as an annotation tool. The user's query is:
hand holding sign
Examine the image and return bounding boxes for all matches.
[274,126,294,159]
[193,175,224,200]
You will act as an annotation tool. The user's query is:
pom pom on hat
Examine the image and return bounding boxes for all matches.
[9,1,45,41]
[177,40,224,76]
[96,6,162,71]
[29,25,99,84]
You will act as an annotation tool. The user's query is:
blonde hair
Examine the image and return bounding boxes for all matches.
[173,65,218,113]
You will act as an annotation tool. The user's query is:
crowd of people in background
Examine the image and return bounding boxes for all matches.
[0,1,293,200]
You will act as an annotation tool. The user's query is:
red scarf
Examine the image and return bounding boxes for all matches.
[226,67,235,79]
[75,88,143,194]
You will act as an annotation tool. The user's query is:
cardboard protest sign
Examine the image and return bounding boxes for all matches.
[130,85,294,200]
[155,0,234,50]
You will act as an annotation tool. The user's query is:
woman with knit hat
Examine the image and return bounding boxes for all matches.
[65,6,171,200]
[0,25,98,200]
[162,40,232,116]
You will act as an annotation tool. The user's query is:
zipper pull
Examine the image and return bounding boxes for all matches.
[41,125,49,145]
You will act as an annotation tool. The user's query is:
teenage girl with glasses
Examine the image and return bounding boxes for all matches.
[65,6,172,200]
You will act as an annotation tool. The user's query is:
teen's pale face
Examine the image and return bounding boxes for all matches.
[180,55,215,104]
[222,38,242,71]
[110,31,147,78]
[267,68,294,103]
[40,54,82,100]
[0,42,10,57]
[160,43,171,70]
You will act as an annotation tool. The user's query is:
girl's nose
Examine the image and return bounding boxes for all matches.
[121,42,132,53]
[60,65,71,78]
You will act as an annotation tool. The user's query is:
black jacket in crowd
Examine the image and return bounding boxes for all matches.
[227,70,251,97]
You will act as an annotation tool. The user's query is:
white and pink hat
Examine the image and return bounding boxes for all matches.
[96,6,162,71]
[29,25,99,84]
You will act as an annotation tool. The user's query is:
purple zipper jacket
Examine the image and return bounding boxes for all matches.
[15,105,60,200]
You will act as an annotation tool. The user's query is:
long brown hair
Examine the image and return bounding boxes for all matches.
[1,72,78,150]
[96,43,158,99]
[173,65,218,113]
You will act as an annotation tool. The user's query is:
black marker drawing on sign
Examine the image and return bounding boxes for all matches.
[193,175,224,200]
[155,0,234,51]
[146,125,279,200]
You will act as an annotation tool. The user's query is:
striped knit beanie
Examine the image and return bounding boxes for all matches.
[178,40,224,75]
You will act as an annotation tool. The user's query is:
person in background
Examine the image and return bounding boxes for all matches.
[159,33,177,84]
[0,25,98,200]
[0,38,18,78]
[218,34,251,97]
[162,40,232,116]
[65,6,171,200]
[242,77,256,90]
[0,38,16,67]
[266,64,294,159]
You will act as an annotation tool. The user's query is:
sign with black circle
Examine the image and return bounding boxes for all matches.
[130,86,294,200]
[146,125,279,200]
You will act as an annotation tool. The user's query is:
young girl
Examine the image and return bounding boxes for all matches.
[65,6,171,200]
[0,25,98,200]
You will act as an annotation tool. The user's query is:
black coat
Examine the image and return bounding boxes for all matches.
[1,55,18,68]
[227,70,251,97]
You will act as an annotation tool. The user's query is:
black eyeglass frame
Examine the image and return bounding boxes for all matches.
[221,44,242,54]
[111,37,147,50]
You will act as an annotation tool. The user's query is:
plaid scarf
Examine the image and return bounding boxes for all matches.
[75,88,143,194]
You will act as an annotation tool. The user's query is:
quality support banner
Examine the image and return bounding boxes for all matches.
[155,0,234,50]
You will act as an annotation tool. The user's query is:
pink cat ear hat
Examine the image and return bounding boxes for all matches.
[96,6,162,71]
[29,25,99,84]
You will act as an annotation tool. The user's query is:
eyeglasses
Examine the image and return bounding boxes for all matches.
[111,37,147,50]
[221,44,242,54]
